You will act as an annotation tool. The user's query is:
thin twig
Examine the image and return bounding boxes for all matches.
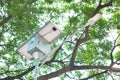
[110,34,120,63]
[108,72,115,80]
[79,70,108,80]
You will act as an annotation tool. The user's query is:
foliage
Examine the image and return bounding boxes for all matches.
[0,0,120,80]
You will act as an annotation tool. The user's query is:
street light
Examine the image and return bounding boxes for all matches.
[17,21,62,80]
[17,21,62,60]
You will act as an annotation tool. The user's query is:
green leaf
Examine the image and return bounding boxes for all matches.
[114,51,120,59]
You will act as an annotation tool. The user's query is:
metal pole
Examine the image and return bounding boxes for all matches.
[33,58,40,80]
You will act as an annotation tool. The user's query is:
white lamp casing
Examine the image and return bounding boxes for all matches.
[17,21,62,60]
[27,34,51,56]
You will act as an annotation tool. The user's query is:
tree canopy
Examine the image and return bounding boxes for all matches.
[0,0,120,80]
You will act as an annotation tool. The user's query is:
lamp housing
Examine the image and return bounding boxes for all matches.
[17,21,62,60]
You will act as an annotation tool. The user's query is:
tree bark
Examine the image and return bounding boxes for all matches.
[0,15,12,27]
[37,65,120,80]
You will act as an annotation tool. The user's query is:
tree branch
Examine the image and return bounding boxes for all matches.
[0,44,5,46]
[38,0,114,79]
[0,66,35,80]
[1,0,114,80]
[100,0,113,8]
[110,35,120,64]
[37,66,71,80]
[69,0,113,72]
[68,0,113,74]
[99,0,102,6]
[37,65,120,80]
[80,70,108,80]
[70,26,90,66]
[107,72,115,80]
[110,67,120,72]
[0,14,13,27]
[92,0,113,17]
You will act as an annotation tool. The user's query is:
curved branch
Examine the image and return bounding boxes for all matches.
[110,43,120,64]
[107,72,115,80]
[70,26,90,66]
[110,34,120,63]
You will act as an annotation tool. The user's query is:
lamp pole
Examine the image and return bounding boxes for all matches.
[33,58,40,80]
[33,52,43,80]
